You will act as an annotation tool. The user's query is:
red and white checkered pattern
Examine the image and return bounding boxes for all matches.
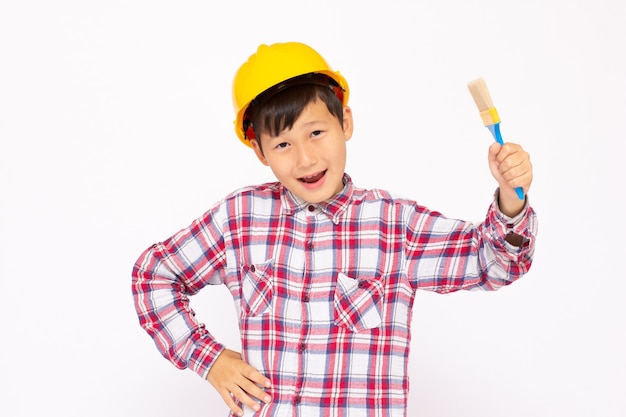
[132,174,537,416]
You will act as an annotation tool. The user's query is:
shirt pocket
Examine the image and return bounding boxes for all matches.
[333,272,385,332]
[240,259,273,317]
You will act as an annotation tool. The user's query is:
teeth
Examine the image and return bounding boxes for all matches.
[300,171,325,183]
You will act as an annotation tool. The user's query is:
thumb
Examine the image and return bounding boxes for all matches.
[488,141,501,161]
[487,142,503,181]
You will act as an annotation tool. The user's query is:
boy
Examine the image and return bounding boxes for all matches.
[132,41,537,417]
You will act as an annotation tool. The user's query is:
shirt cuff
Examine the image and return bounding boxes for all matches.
[187,331,226,379]
[491,188,537,251]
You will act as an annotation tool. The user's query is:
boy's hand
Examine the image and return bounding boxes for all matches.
[488,142,533,217]
[207,349,272,416]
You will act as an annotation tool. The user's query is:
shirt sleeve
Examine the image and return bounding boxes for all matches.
[131,203,229,379]
[405,189,538,293]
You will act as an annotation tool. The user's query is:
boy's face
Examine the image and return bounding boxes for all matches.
[250,99,354,203]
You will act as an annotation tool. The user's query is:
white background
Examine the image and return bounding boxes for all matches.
[1,1,624,416]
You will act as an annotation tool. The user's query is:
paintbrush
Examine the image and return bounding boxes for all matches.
[467,77,524,200]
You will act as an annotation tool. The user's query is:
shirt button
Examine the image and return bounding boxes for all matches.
[307,205,315,212]
[302,294,310,302]
[294,396,301,405]
[306,241,313,250]
[358,280,366,289]
[249,264,256,272]
[299,343,306,352]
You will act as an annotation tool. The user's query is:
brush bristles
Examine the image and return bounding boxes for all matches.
[468,77,500,126]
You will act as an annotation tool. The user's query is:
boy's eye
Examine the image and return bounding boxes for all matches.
[276,142,289,149]
[311,130,322,137]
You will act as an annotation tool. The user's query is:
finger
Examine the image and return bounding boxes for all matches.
[498,142,523,159]
[499,151,529,177]
[499,158,524,181]
[231,367,272,407]
[502,152,531,178]
[238,377,272,405]
[217,388,244,417]
[229,383,263,414]
[508,170,533,191]
[499,163,532,193]
[242,366,272,389]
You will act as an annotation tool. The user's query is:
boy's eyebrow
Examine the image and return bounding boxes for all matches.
[300,119,328,128]
[280,118,330,134]
[262,119,327,142]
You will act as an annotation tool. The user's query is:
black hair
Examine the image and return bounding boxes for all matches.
[245,76,344,153]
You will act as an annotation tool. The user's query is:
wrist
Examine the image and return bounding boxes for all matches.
[497,187,525,217]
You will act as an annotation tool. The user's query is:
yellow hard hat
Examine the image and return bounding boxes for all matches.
[232,42,349,147]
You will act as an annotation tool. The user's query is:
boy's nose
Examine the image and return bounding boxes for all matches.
[296,143,317,168]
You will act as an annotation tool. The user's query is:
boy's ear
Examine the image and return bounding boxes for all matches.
[342,106,354,142]
[250,139,269,166]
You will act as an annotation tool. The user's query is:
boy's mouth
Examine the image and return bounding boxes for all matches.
[299,170,326,184]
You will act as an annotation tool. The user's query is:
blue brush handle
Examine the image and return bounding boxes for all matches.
[486,123,525,200]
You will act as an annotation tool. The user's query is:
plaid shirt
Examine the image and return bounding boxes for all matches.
[132,174,537,417]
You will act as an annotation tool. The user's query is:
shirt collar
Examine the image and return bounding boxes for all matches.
[280,173,356,224]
